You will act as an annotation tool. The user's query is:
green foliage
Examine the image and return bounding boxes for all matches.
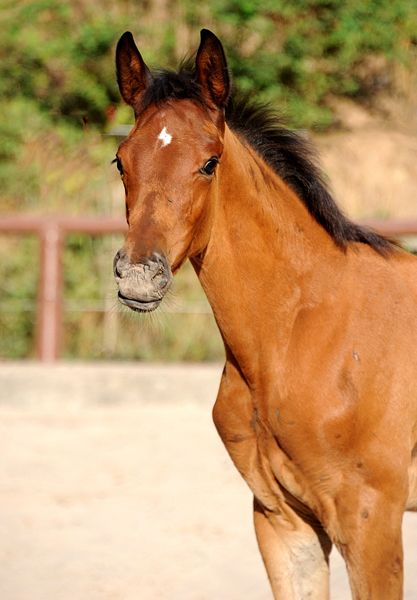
[2,0,416,133]
[208,0,417,128]
[0,96,116,214]
[0,0,127,127]
[0,235,39,358]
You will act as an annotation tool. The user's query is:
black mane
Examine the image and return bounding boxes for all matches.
[138,63,394,255]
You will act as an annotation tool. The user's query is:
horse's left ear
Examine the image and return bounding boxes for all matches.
[196,29,230,110]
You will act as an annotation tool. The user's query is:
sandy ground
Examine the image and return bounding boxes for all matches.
[0,364,416,600]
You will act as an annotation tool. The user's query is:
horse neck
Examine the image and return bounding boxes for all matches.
[193,125,344,376]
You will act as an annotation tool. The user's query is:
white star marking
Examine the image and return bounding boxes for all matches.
[158,127,172,147]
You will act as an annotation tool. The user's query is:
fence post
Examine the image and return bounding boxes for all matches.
[36,221,63,362]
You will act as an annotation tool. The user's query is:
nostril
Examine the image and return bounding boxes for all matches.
[113,249,127,278]
[152,262,165,280]
[115,263,123,278]
[149,252,170,282]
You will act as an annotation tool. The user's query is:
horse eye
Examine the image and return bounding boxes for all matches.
[200,157,219,176]
[112,156,124,176]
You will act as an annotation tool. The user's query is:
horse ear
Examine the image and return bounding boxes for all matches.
[116,31,152,109]
[195,29,230,110]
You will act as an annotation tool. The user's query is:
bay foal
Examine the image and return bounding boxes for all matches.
[113,29,417,599]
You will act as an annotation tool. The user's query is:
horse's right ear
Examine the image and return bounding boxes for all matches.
[196,29,230,110]
[116,32,152,109]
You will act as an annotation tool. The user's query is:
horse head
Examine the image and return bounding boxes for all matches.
[113,30,230,312]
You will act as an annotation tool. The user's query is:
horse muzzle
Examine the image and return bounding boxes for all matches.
[113,249,172,313]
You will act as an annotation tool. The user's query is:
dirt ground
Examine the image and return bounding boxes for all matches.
[0,364,416,600]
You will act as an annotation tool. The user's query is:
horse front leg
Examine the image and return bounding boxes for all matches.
[213,359,331,600]
[330,481,406,600]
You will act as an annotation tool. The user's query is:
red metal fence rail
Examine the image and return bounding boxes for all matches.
[0,216,416,362]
